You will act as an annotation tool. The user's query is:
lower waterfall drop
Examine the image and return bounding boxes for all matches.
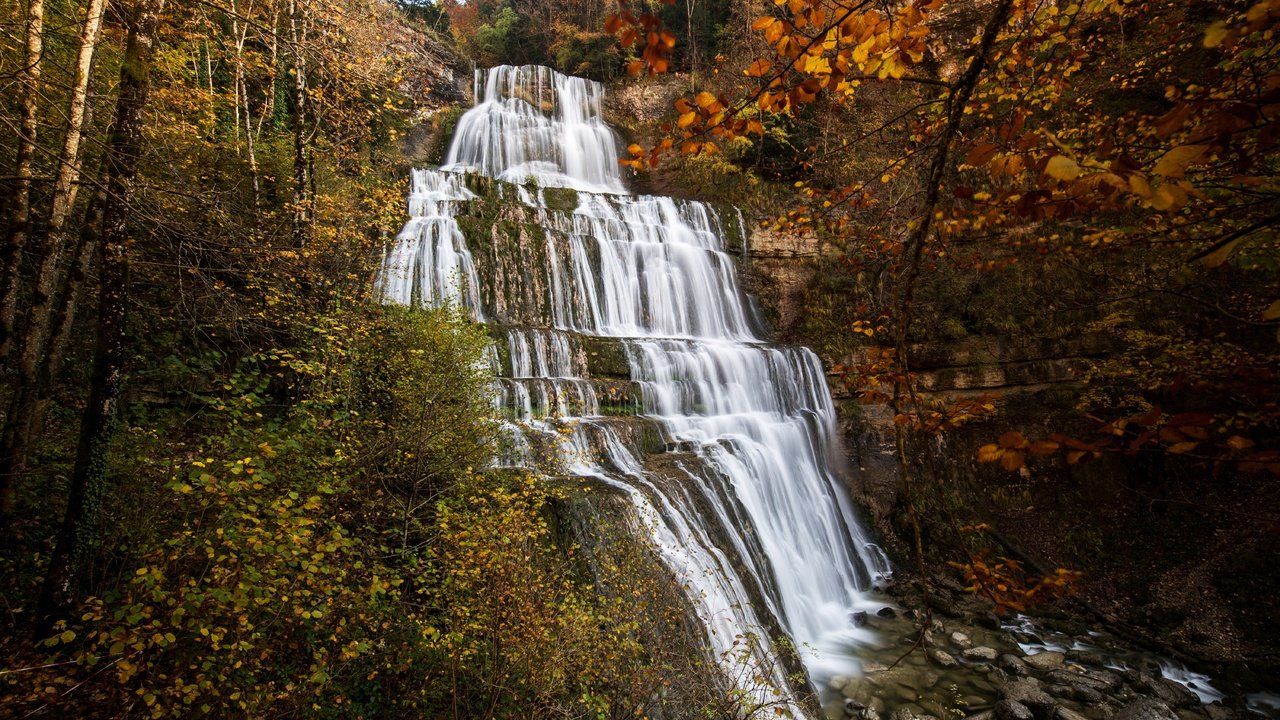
[378,64,892,714]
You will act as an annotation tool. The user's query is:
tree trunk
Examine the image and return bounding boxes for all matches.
[290,0,310,247]
[37,0,164,630]
[0,0,109,519]
[0,0,45,362]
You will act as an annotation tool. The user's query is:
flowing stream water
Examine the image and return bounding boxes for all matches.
[377,64,891,714]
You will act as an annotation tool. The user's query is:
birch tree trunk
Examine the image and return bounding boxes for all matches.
[0,0,46,362]
[37,0,164,627]
[0,0,110,519]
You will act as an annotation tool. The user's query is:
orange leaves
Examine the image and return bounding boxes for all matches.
[964,142,999,168]
[744,58,772,78]
[950,547,1082,615]
[978,431,1060,471]
[605,2,675,76]
[618,137,674,172]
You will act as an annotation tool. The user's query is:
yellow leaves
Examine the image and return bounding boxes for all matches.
[1152,144,1208,179]
[803,54,832,76]
[1198,236,1245,268]
[694,91,721,112]
[1203,21,1230,48]
[1045,155,1081,181]
[1264,300,1280,320]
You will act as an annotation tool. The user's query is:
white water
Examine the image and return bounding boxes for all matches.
[378,65,891,712]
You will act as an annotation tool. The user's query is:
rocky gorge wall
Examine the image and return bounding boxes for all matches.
[738,227,1280,709]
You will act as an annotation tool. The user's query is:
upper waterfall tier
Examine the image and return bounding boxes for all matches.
[443,65,627,195]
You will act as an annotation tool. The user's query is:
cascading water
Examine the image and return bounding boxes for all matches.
[378,65,891,713]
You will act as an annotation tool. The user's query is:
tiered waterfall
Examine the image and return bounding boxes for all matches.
[377,64,892,712]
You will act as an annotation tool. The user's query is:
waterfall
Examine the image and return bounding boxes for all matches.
[378,64,891,713]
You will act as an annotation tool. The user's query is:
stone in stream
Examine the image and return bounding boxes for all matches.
[996,700,1037,720]
[1070,685,1105,705]
[830,675,851,691]
[951,631,974,648]
[1111,698,1179,720]
[1000,679,1057,719]
[1045,667,1118,692]
[853,611,870,627]
[878,606,898,619]
[1024,652,1066,671]
[964,646,1000,662]
[1131,672,1200,709]
[999,655,1032,677]
[1054,707,1091,720]
[928,649,960,669]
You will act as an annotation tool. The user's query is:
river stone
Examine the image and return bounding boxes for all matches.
[1202,706,1235,720]
[865,662,890,673]
[853,611,869,627]
[1047,685,1075,701]
[929,649,960,669]
[966,712,996,720]
[1001,679,1057,718]
[1133,673,1199,708]
[1072,686,1105,705]
[1055,707,1091,720]
[830,675,851,691]
[965,647,1001,662]
[1111,698,1178,720]
[1066,650,1103,667]
[1025,652,1067,672]
[878,606,898,618]
[1046,668,1116,692]
[1000,655,1031,677]
[996,700,1037,720]
[952,631,974,648]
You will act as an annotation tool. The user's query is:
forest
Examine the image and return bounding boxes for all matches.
[0,0,1276,718]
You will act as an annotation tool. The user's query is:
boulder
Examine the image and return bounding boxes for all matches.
[1133,673,1199,709]
[1111,698,1178,720]
[853,611,870,627]
[1054,707,1091,720]
[929,649,960,669]
[1203,705,1235,720]
[1000,655,1031,677]
[965,647,1000,662]
[1001,679,1057,719]
[1024,652,1066,672]
[1045,668,1118,693]
[996,700,1037,720]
